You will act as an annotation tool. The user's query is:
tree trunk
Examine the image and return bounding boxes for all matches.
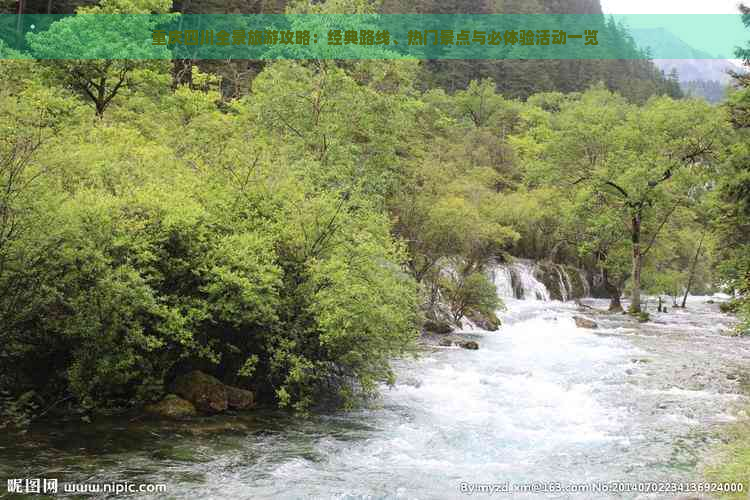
[681,230,706,308]
[16,0,25,47]
[630,211,642,313]
[602,267,623,312]
[172,59,193,89]
[608,295,623,312]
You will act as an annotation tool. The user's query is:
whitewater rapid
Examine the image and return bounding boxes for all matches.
[1,295,748,499]
[232,298,747,499]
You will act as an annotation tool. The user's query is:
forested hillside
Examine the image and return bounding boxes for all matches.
[0,0,748,427]
[6,0,683,100]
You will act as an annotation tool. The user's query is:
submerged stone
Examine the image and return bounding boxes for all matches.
[144,394,197,420]
[458,340,479,350]
[573,316,598,329]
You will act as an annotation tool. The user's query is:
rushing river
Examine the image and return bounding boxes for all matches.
[1,296,749,499]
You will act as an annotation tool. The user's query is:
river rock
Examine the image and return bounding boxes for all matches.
[458,340,479,350]
[152,446,205,462]
[423,319,454,334]
[170,370,228,413]
[573,316,598,329]
[466,311,500,332]
[436,337,479,349]
[144,394,197,420]
[226,386,255,410]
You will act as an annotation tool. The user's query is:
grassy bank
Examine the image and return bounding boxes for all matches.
[704,417,750,499]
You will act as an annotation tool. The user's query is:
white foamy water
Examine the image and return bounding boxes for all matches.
[3,297,749,500]
[173,298,749,499]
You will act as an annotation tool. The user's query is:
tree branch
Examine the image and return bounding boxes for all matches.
[642,202,680,257]
[603,180,629,199]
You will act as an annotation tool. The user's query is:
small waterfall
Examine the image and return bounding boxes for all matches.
[490,260,550,301]
[578,269,591,298]
[491,266,515,299]
[515,263,551,301]
[490,260,589,302]
[556,266,572,302]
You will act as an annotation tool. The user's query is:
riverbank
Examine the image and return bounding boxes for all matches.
[704,417,750,499]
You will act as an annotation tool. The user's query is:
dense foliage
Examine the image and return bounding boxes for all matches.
[1,0,749,425]
[712,3,750,334]
[5,0,683,101]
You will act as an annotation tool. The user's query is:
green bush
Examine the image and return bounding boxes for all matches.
[441,271,501,325]
[0,119,419,415]
[720,301,741,314]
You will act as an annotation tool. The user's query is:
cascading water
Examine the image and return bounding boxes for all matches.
[514,262,551,301]
[490,260,577,302]
[1,267,748,500]
[556,266,571,302]
[491,265,515,300]
[579,268,591,297]
[490,260,548,300]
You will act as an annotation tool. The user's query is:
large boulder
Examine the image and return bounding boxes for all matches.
[170,371,228,413]
[466,311,500,332]
[144,394,197,420]
[573,316,598,329]
[423,319,454,334]
[225,386,255,410]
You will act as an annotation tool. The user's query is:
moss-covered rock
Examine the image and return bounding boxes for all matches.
[535,262,564,301]
[225,386,255,410]
[423,319,454,334]
[466,310,500,331]
[170,371,228,413]
[564,266,588,299]
[144,394,197,420]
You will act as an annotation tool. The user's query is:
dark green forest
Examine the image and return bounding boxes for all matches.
[5,0,684,100]
[0,0,748,435]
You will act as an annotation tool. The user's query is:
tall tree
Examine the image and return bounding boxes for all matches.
[26,0,172,117]
[527,87,726,312]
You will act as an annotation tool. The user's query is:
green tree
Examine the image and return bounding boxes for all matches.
[525,87,726,312]
[26,0,172,117]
